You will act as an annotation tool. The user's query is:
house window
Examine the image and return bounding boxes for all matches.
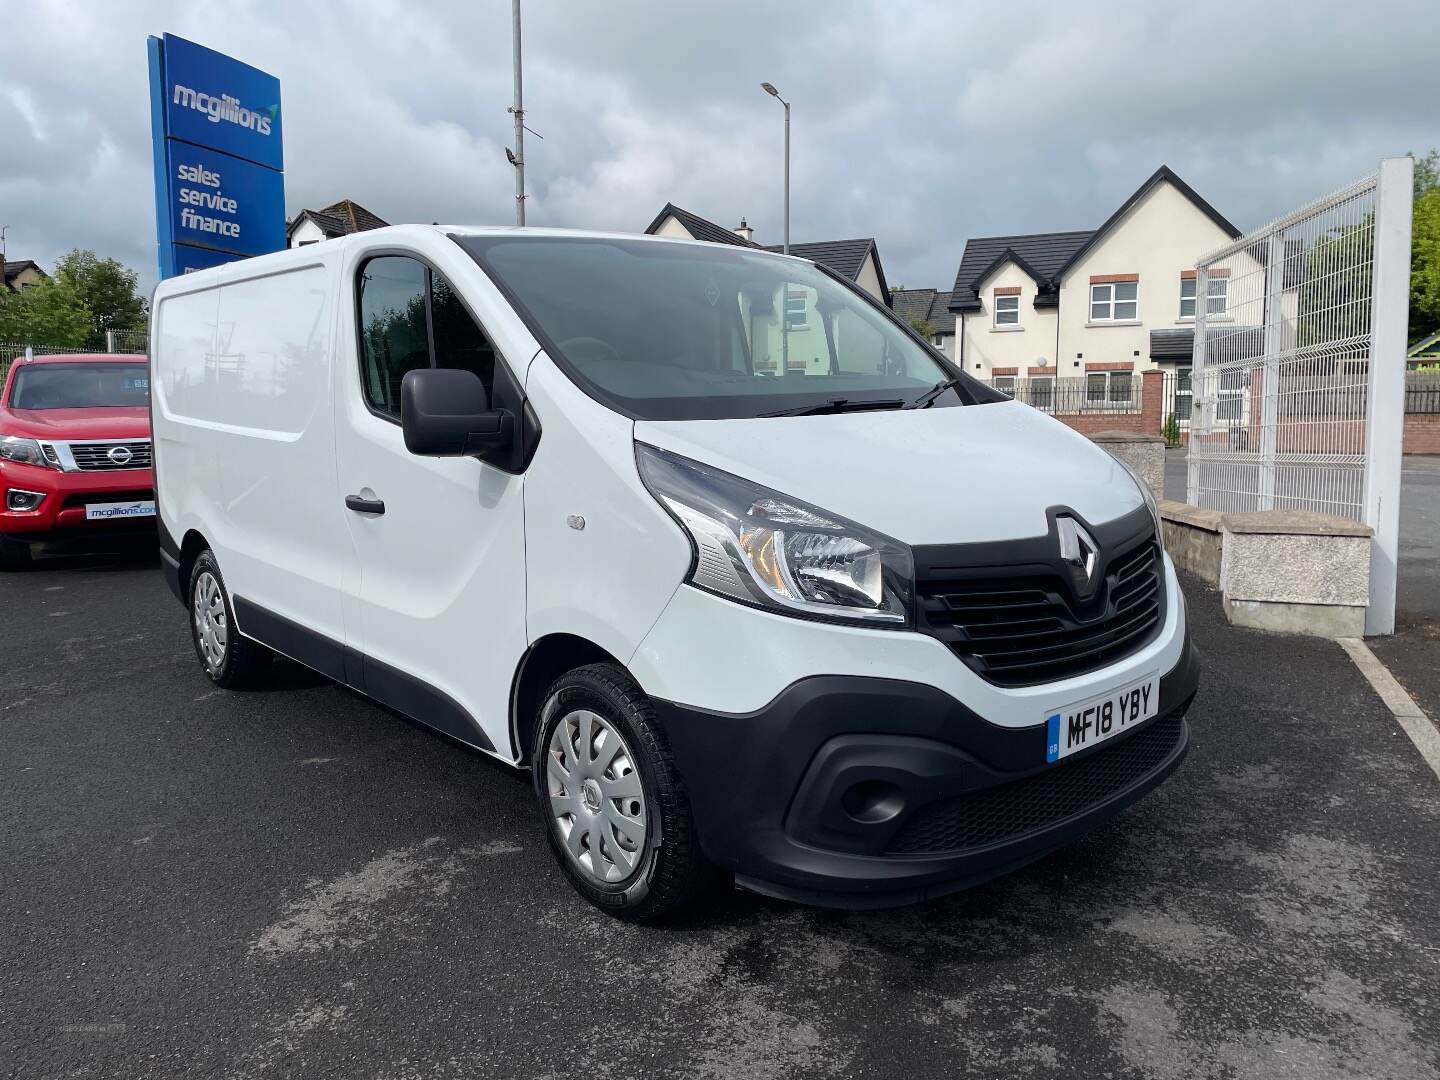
[992,375,1016,397]
[1085,371,1134,406]
[1217,367,1247,421]
[1090,281,1138,322]
[994,294,1020,327]
[784,288,809,330]
[1180,275,1228,318]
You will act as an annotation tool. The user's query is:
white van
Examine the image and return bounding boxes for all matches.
[151,226,1197,919]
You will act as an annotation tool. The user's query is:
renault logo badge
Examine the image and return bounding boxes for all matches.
[1057,516,1099,593]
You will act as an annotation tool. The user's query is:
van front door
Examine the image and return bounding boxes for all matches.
[333,250,528,759]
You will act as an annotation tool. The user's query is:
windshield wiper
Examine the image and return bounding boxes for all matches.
[759,397,906,418]
[903,377,963,410]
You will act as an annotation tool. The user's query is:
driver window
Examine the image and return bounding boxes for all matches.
[358,256,498,419]
[358,257,428,416]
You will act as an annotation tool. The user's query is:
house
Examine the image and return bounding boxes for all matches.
[287,199,389,247]
[890,288,956,359]
[3,260,48,293]
[642,204,891,305]
[947,166,1241,415]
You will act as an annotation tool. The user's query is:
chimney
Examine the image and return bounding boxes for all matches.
[733,218,755,243]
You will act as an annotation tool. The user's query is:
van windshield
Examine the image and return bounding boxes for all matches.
[8,363,151,409]
[459,235,990,421]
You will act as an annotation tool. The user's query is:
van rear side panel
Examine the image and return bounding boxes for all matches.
[153,256,350,650]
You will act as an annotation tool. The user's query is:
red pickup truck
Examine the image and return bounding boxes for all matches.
[0,353,156,568]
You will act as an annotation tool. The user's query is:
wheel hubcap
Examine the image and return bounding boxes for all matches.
[192,571,227,673]
[546,709,648,884]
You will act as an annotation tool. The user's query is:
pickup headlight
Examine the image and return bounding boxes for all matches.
[637,443,913,626]
[0,436,57,469]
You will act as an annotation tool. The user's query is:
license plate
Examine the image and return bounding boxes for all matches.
[1045,673,1159,763]
[84,500,156,521]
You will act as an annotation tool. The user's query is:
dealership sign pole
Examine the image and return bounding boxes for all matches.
[146,34,285,279]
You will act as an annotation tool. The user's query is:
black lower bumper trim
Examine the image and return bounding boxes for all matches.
[655,630,1199,909]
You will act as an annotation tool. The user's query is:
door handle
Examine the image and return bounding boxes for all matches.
[345,494,386,515]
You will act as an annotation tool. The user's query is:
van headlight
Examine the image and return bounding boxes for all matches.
[1114,457,1165,549]
[637,444,914,626]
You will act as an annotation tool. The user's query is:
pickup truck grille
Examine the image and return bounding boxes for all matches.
[67,440,153,471]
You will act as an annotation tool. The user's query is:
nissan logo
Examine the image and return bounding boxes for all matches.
[107,445,134,466]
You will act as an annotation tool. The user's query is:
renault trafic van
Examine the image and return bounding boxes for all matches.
[151,226,1197,919]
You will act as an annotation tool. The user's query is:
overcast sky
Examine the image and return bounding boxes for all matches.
[6,1,1439,294]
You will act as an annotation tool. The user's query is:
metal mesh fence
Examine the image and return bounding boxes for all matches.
[0,342,95,386]
[1187,172,1381,521]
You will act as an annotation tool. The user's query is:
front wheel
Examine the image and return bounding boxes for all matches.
[533,664,714,920]
[188,549,272,688]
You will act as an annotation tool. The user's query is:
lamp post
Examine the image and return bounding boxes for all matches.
[510,0,526,226]
[760,82,789,254]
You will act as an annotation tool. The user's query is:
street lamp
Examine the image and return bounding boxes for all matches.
[761,82,789,254]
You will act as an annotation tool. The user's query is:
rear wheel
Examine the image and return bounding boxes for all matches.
[188,550,272,688]
[0,536,33,570]
[533,663,713,920]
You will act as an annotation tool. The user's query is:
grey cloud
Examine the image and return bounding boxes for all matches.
[4,0,1438,297]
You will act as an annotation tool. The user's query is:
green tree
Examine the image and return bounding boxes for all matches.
[1412,189,1440,342]
[1413,149,1439,201]
[0,279,93,347]
[904,314,937,339]
[54,249,148,350]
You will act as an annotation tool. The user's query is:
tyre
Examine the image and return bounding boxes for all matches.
[0,536,33,570]
[188,549,272,688]
[533,663,714,920]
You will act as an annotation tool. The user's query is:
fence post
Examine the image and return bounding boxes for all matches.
[1186,269,1208,504]
[106,329,115,353]
[1258,232,1285,510]
[1362,156,1414,636]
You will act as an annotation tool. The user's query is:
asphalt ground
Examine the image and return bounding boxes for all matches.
[3,549,1439,1079]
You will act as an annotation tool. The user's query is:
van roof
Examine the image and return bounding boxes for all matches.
[151,225,817,302]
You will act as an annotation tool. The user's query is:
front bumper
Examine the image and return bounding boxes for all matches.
[0,460,156,540]
[655,630,1199,909]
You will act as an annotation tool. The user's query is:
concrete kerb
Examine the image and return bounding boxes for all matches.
[1160,503,1372,637]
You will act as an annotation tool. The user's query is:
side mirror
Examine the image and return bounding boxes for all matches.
[400,368,514,458]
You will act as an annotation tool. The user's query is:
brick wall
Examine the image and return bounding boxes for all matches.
[1045,370,1164,438]
[1406,412,1440,454]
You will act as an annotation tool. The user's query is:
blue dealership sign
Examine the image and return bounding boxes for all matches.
[166,142,285,256]
[160,34,283,171]
[147,33,285,278]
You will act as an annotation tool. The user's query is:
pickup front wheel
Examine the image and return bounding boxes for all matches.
[0,536,33,570]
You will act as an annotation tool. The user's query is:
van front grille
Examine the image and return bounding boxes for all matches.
[884,712,1184,855]
[917,534,1163,688]
[67,440,152,471]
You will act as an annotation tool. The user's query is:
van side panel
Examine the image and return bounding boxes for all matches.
[521,355,693,672]
[155,260,349,649]
[153,276,223,569]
